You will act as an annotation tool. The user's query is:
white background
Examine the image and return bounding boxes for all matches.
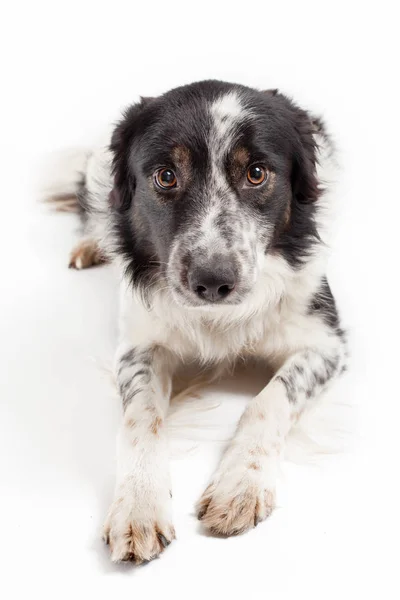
[1,1,399,598]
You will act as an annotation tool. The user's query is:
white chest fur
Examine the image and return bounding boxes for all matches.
[118,253,334,368]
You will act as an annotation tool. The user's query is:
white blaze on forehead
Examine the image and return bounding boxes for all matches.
[209,91,246,179]
[194,91,247,255]
[210,91,244,139]
[209,90,254,166]
[191,91,254,258]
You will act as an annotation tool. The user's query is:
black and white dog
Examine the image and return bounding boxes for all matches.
[50,80,347,563]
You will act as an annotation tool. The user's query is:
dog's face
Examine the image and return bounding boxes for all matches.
[110,81,321,308]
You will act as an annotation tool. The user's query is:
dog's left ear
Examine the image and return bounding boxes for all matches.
[109,97,156,211]
[262,90,322,204]
[290,107,322,204]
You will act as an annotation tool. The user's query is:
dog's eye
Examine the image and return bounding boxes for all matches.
[155,168,177,189]
[247,165,267,185]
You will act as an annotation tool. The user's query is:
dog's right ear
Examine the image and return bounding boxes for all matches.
[262,88,279,97]
[109,97,156,211]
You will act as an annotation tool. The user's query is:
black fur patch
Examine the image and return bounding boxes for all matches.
[122,387,143,411]
[118,348,152,371]
[117,347,154,410]
[309,277,347,345]
[276,350,341,404]
[75,171,90,225]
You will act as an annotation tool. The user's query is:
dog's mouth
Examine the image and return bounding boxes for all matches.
[170,285,244,309]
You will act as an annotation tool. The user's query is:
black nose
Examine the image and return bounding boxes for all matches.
[189,266,236,302]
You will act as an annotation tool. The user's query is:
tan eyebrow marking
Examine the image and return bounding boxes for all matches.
[171,145,192,182]
[266,171,277,195]
[230,146,250,183]
[233,146,250,167]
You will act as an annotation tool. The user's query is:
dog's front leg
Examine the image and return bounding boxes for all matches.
[197,342,346,536]
[104,343,177,563]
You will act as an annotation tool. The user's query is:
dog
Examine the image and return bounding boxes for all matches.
[48,80,347,564]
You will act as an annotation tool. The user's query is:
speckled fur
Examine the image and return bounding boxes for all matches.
[50,80,346,562]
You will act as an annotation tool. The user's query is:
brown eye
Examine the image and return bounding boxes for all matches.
[247,165,267,185]
[155,168,177,189]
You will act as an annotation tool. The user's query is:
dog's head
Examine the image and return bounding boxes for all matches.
[110,80,327,308]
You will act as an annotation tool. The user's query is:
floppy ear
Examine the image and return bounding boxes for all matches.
[262,89,322,204]
[290,108,322,204]
[109,97,156,211]
[263,88,279,97]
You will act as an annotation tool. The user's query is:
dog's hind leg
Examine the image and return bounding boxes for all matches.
[47,189,107,269]
[44,146,112,270]
[68,238,108,269]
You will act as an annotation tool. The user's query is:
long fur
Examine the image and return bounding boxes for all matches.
[49,80,347,563]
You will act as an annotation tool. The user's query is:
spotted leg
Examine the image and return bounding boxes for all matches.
[104,344,177,563]
[197,342,346,535]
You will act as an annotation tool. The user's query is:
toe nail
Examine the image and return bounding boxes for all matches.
[121,552,136,562]
[158,533,170,548]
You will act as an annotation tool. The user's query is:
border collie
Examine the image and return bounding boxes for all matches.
[49,80,347,563]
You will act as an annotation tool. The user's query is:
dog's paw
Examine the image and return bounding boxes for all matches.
[197,465,276,536]
[103,491,175,564]
[69,239,107,269]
